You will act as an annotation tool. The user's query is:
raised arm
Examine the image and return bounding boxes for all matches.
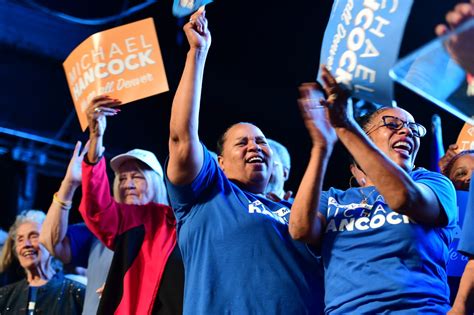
[435,0,474,75]
[289,83,337,245]
[85,95,120,163]
[320,66,447,226]
[167,8,211,185]
[40,141,87,263]
[439,144,460,174]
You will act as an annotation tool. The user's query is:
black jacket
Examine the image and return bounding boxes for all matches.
[0,273,85,314]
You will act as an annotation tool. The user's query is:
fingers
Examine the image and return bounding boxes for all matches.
[319,65,349,107]
[319,65,344,107]
[454,3,474,22]
[99,146,106,157]
[188,7,208,34]
[266,192,282,202]
[297,98,324,114]
[439,144,460,172]
[298,83,313,100]
[448,143,459,151]
[320,65,338,93]
[436,2,473,36]
[73,141,82,157]
[87,95,121,117]
[298,82,326,105]
[444,3,474,29]
[80,140,91,158]
[435,24,448,36]
[90,95,121,107]
[92,98,122,110]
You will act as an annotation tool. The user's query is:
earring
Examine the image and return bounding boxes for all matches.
[349,176,356,189]
[350,176,368,188]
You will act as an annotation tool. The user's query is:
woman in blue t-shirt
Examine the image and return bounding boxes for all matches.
[165,9,324,315]
[289,69,457,313]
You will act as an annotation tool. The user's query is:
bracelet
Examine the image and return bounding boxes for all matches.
[53,192,72,210]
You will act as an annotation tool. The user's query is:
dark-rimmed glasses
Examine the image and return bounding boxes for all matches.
[365,116,427,138]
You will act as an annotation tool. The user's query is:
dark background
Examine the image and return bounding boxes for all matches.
[0,0,466,230]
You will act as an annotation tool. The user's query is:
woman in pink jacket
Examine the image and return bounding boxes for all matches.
[78,96,183,315]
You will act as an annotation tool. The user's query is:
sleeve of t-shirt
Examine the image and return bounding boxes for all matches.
[412,169,458,228]
[165,143,219,223]
[458,178,474,257]
[318,190,330,218]
[66,223,94,268]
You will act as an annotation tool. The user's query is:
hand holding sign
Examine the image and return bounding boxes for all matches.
[435,1,474,75]
[86,95,121,138]
[435,1,473,36]
[319,65,355,129]
[184,7,211,51]
[63,18,168,131]
[173,0,212,18]
[85,95,120,164]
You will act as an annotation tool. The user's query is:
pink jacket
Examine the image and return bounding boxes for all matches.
[79,158,177,315]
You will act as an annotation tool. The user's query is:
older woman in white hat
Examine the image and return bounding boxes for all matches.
[76,96,184,315]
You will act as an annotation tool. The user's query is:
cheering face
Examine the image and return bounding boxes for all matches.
[449,154,474,191]
[218,123,273,193]
[15,222,49,272]
[365,108,421,172]
[118,160,154,205]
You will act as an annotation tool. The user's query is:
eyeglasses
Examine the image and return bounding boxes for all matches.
[365,115,427,138]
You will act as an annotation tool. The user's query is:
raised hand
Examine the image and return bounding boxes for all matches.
[86,95,121,138]
[435,1,474,74]
[435,1,473,36]
[184,7,211,51]
[319,65,355,129]
[86,95,120,163]
[439,143,460,174]
[266,191,293,202]
[96,283,105,298]
[298,82,337,150]
[64,141,90,188]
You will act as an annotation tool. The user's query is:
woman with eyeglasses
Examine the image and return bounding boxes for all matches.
[289,68,457,314]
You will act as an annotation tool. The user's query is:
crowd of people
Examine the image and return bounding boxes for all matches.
[0,1,473,314]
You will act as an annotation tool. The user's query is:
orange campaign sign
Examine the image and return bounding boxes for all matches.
[456,122,474,151]
[63,18,168,130]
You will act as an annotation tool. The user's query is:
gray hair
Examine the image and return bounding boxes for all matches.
[267,139,291,171]
[0,210,61,273]
[112,160,169,206]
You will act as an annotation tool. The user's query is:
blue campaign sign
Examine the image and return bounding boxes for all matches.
[173,0,212,18]
[318,0,413,106]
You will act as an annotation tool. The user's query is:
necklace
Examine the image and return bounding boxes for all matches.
[359,186,377,205]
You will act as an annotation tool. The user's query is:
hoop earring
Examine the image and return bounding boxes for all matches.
[349,176,357,189]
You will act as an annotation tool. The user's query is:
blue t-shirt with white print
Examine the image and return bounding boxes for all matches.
[319,168,457,314]
[165,144,324,315]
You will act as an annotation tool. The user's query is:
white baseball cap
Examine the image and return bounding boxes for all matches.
[110,149,164,178]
